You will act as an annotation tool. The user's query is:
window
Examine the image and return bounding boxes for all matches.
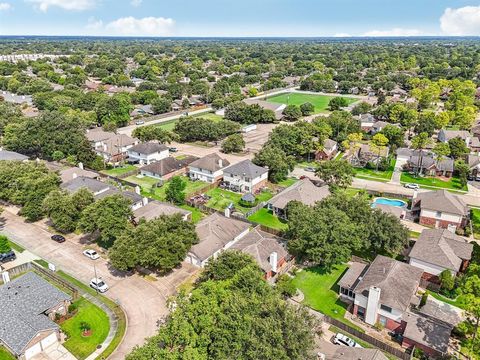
[436,211,442,218]
[380,304,392,313]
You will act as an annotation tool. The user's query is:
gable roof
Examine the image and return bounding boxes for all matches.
[0,150,28,161]
[338,261,368,289]
[97,134,137,156]
[268,179,330,210]
[59,167,98,183]
[86,127,113,142]
[243,98,286,119]
[408,155,454,173]
[419,295,463,326]
[140,156,198,177]
[128,142,168,155]
[133,200,191,222]
[439,129,470,141]
[61,176,109,194]
[415,190,468,216]
[402,312,451,354]
[223,159,268,178]
[410,229,473,272]
[353,255,423,312]
[189,153,230,173]
[190,213,250,261]
[229,227,287,273]
[0,272,71,355]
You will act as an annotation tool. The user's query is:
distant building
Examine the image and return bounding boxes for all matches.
[243,98,286,120]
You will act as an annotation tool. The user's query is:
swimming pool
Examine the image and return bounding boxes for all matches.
[372,197,407,208]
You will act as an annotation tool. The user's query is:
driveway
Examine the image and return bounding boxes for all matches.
[32,343,76,360]
[0,207,179,359]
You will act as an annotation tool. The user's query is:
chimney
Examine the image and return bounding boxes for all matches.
[365,286,381,326]
[218,159,223,168]
[78,162,84,170]
[269,252,278,273]
[135,186,141,195]
[224,207,231,218]
[142,197,148,206]
[72,172,77,179]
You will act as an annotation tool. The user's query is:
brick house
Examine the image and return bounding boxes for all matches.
[412,190,469,230]
[222,160,268,193]
[405,154,454,178]
[338,255,423,332]
[315,139,338,161]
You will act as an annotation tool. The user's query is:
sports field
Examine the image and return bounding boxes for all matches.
[266,92,357,113]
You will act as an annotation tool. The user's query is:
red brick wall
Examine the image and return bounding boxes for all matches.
[421,272,440,284]
[383,317,402,331]
[163,168,188,181]
[419,216,461,229]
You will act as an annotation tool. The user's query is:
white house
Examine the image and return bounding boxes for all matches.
[222,160,268,193]
[188,153,230,183]
[127,142,169,165]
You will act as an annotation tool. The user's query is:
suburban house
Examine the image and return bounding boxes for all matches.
[467,154,480,178]
[267,179,331,219]
[348,143,389,166]
[230,226,290,280]
[396,148,431,163]
[412,190,469,230]
[130,104,154,117]
[243,98,286,120]
[315,139,338,161]
[186,213,251,267]
[0,149,29,161]
[59,165,98,184]
[338,255,423,331]
[0,272,72,360]
[370,121,392,134]
[438,129,471,146]
[222,160,268,193]
[188,153,230,183]
[86,128,138,164]
[409,229,473,278]
[140,156,198,180]
[405,154,454,177]
[133,200,192,223]
[126,142,169,165]
[316,340,388,360]
[356,113,376,132]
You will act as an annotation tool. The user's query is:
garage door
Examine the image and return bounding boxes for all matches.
[41,333,58,350]
[24,342,42,360]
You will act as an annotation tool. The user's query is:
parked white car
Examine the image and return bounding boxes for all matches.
[333,333,362,348]
[89,278,109,293]
[83,249,100,260]
[404,183,420,190]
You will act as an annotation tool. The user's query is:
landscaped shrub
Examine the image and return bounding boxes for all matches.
[68,302,79,314]
[0,235,11,253]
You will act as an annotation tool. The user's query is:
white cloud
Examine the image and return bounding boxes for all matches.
[0,2,12,10]
[27,0,96,12]
[440,6,480,35]
[130,0,142,7]
[104,16,175,36]
[362,28,421,37]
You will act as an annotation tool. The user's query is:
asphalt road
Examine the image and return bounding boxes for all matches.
[0,207,170,360]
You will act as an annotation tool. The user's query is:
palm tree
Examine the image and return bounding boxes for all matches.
[411,132,432,176]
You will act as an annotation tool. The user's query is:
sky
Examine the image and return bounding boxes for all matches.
[1,0,480,37]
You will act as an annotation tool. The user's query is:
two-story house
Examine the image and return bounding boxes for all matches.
[412,190,469,230]
[222,160,268,193]
[86,128,138,164]
[188,153,230,183]
[315,139,338,161]
[126,142,169,165]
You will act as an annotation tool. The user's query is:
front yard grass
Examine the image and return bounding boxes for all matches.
[354,158,395,181]
[124,174,161,189]
[61,298,110,360]
[400,172,467,191]
[247,208,288,231]
[276,177,298,188]
[101,164,137,177]
[206,187,273,214]
[0,347,15,360]
[291,265,363,331]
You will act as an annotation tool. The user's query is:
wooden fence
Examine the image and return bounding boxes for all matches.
[324,316,414,360]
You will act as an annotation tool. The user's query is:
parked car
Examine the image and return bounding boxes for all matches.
[51,234,66,243]
[333,333,362,348]
[404,183,420,190]
[305,166,317,172]
[0,250,16,263]
[135,120,145,125]
[89,278,109,293]
[83,249,100,260]
[468,174,475,181]
[169,147,178,153]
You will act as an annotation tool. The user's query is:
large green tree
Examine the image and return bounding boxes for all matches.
[165,176,187,205]
[253,144,295,183]
[315,159,354,191]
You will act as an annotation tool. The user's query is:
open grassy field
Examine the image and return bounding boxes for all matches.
[61,298,110,360]
[154,112,223,131]
[266,92,357,113]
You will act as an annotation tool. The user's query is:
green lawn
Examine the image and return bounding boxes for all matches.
[206,187,274,214]
[8,240,25,253]
[193,112,223,122]
[277,177,298,188]
[266,93,357,113]
[400,172,467,191]
[0,347,15,360]
[291,265,363,331]
[153,112,223,132]
[142,177,210,201]
[101,164,137,177]
[124,174,161,189]
[472,208,480,238]
[61,298,110,360]
[247,208,288,231]
[354,158,395,181]
[179,204,204,223]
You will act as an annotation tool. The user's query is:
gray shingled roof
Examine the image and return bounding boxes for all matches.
[268,179,330,210]
[191,213,250,261]
[128,142,168,155]
[133,200,191,222]
[439,129,470,141]
[408,155,454,172]
[223,160,268,178]
[402,312,451,354]
[419,295,463,326]
[409,229,473,272]
[415,190,468,216]
[353,255,423,312]
[140,156,198,177]
[0,272,71,355]
[338,262,368,289]
[0,150,28,161]
[60,176,110,194]
[188,153,230,173]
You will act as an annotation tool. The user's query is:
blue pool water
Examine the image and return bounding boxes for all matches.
[372,197,407,208]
